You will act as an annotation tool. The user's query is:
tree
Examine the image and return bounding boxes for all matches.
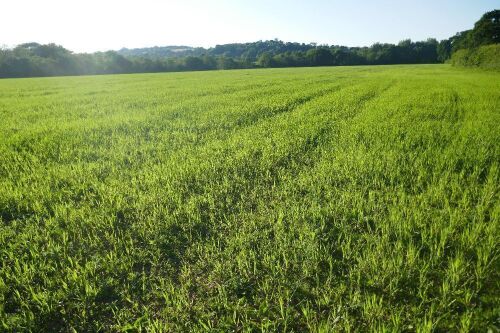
[306,48,333,66]
[183,56,205,71]
[469,10,500,47]
[437,39,452,62]
[217,56,238,70]
[256,52,274,67]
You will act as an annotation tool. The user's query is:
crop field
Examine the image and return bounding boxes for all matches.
[0,65,499,332]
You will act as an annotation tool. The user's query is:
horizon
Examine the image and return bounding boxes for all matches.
[0,37,452,54]
[2,0,498,53]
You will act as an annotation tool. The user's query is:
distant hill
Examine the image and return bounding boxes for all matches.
[117,40,316,60]
[118,46,206,58]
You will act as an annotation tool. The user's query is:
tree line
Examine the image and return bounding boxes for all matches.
[437,10,499,62]
[0,39,442,78]
[0,10,497,78]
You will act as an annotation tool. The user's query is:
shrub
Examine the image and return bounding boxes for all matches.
[451,44,500,69]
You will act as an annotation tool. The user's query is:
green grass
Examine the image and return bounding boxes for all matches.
[0,65,499,332]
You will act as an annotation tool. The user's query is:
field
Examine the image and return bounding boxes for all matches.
[0,65,499,332]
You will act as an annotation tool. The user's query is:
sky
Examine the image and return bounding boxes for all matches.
[2,0,498,52]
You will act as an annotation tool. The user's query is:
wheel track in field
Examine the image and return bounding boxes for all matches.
[144,80,397,278]
[0,80,373,237]
[141,80,398,317]
[0,80,344,169]
[0,78,397,320]
[0,76,313,152]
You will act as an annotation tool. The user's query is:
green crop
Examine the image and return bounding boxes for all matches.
[0,65,499,332]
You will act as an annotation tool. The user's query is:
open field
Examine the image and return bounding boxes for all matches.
[0,65,499,332]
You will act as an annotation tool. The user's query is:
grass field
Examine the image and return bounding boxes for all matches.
[0,65,499,332]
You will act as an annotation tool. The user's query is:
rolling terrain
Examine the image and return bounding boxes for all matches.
[0,65,499,331]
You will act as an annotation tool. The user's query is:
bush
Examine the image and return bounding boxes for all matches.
[451,44,500,69]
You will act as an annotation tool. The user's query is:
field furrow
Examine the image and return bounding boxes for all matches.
[0,65,499,332]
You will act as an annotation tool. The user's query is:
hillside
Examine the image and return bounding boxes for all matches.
[118,45,204,58]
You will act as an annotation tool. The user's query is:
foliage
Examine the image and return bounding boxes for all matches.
[1,65,499,332]
[439,10,500,60]
[451,44,500,69]
[465,10,500,48]
[446,9,499,67]
[0,44,251,78]
[0,39,443,78]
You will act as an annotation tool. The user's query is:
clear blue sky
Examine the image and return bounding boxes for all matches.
[2,0,498,52]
